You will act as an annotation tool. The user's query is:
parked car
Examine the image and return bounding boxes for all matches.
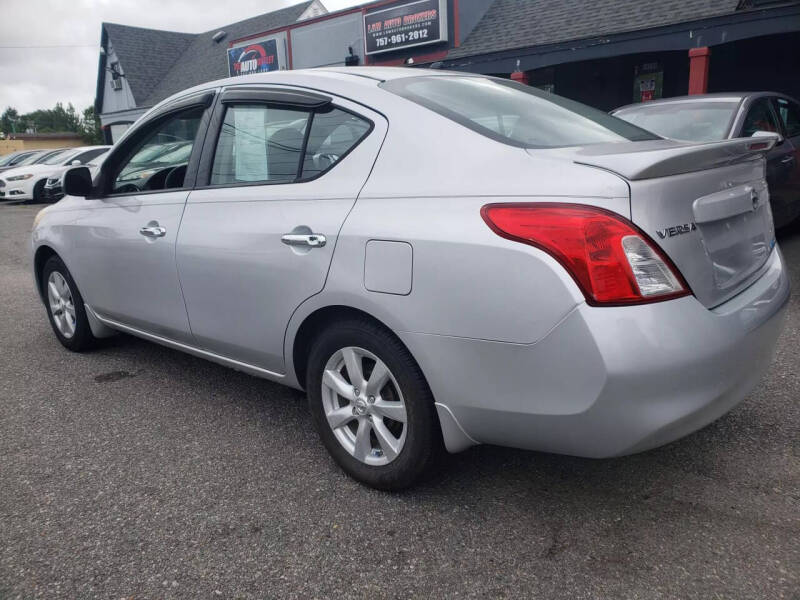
[43,149,110,202]
[0,148,61,174]
[612,93,800,227]
[32,69,789,489]
[0,146,109,203]
[0,150,43,173]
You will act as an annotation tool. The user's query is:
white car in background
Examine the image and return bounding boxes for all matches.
[0,146,110,203]
[43,150,111,202]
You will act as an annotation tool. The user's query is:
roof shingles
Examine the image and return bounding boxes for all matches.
[103,1,313,110]
[447,0,742,60]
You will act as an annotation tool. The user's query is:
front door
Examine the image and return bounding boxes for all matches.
[739,96,797,227]
[67,102,210,342]
[176,87,386,373]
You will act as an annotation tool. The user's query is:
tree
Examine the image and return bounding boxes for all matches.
[0,104,103,143]
[1,107,19,135]
[80,106,103,145]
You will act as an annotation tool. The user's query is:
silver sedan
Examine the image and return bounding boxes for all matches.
[31,68,790,489]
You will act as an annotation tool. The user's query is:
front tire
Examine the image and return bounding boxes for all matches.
[32,180,45,204]
[306,319,442,490]
[42,255,98,352]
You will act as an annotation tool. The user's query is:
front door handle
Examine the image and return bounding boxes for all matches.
[281,233,326,248]
[780,155,795,165]
[139,225,166,238]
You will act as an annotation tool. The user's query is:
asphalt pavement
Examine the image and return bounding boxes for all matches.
[1,203,798,599]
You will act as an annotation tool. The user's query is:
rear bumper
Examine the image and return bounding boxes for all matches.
[403,247,790,456]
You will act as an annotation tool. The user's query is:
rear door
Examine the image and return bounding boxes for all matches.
[736,96,797,227]
[176,86,386,373]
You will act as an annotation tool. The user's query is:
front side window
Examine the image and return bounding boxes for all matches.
[741,98,780,137]
[774,97,800,138]
[614,101,738,142]
[382,75,657,148]
[112,106,203,194]
[210,103,371,186]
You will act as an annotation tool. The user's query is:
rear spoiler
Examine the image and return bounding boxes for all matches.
[568,136,777,181]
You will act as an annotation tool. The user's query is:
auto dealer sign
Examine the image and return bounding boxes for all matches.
[364,0,448,56]
[228,38,281,76]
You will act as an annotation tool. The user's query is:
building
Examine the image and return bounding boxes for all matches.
[95,0,800,142]
[0,132,84,156]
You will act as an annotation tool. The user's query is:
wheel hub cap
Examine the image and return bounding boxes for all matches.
[47,271,76,339]
[321,346,408,467]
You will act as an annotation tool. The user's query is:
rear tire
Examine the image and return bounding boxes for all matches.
[306,318,442,490]
[41,255,98,352]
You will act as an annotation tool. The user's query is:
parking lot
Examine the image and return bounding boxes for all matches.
[0,202,797,599]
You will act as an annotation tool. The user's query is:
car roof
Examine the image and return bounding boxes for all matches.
[612,92,799,113]
[154,67,474,107]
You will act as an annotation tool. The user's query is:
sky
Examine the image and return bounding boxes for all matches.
[0,0,363,115]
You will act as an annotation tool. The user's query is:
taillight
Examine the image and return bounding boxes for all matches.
[481,203,690,306]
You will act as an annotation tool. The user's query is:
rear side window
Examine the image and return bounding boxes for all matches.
[774,97,800,137]
[210,104,371,186]
[381,76,657,148]
[301,109,371,179]
[211,105,309,185]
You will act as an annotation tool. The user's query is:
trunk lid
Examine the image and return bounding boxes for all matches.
[534,137,778,308]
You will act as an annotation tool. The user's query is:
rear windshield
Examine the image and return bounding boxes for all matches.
[613,101,738,142]
[381,76,658,148]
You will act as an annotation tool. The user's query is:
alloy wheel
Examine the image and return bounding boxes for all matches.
[47,271,76,339]
[321,346,407,466]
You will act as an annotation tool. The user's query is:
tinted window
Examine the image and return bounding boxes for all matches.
[614,101,738,142]
[741,98,780,137]
[300,109,371,179]
[41,150,73,166]
[113,107,203,193]
[0,153,23,167]
[211,105,310,185]
[774,97,800,137]
[10,151,47,167]
[69,148,108,165]
[382,76,657,148]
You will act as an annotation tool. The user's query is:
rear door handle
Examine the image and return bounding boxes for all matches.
[780,155,794,164]
[281,233,326,248]
[139,226,166,238]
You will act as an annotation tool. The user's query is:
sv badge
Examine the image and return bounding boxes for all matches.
[656,222,697,239]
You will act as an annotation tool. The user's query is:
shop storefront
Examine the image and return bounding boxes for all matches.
[95,0,800,142]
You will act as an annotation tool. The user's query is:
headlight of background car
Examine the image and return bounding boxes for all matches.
[7,173,34,181]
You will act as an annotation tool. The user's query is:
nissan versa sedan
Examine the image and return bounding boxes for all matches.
[31,68,790,489]
[613,93,800,227]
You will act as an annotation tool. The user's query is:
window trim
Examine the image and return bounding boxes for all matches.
[195,88,374,191]
[96,92,215,199]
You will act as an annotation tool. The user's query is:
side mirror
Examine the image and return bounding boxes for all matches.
[70,159,82,166]
[62,166,93,198]
[751,130,784,145]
